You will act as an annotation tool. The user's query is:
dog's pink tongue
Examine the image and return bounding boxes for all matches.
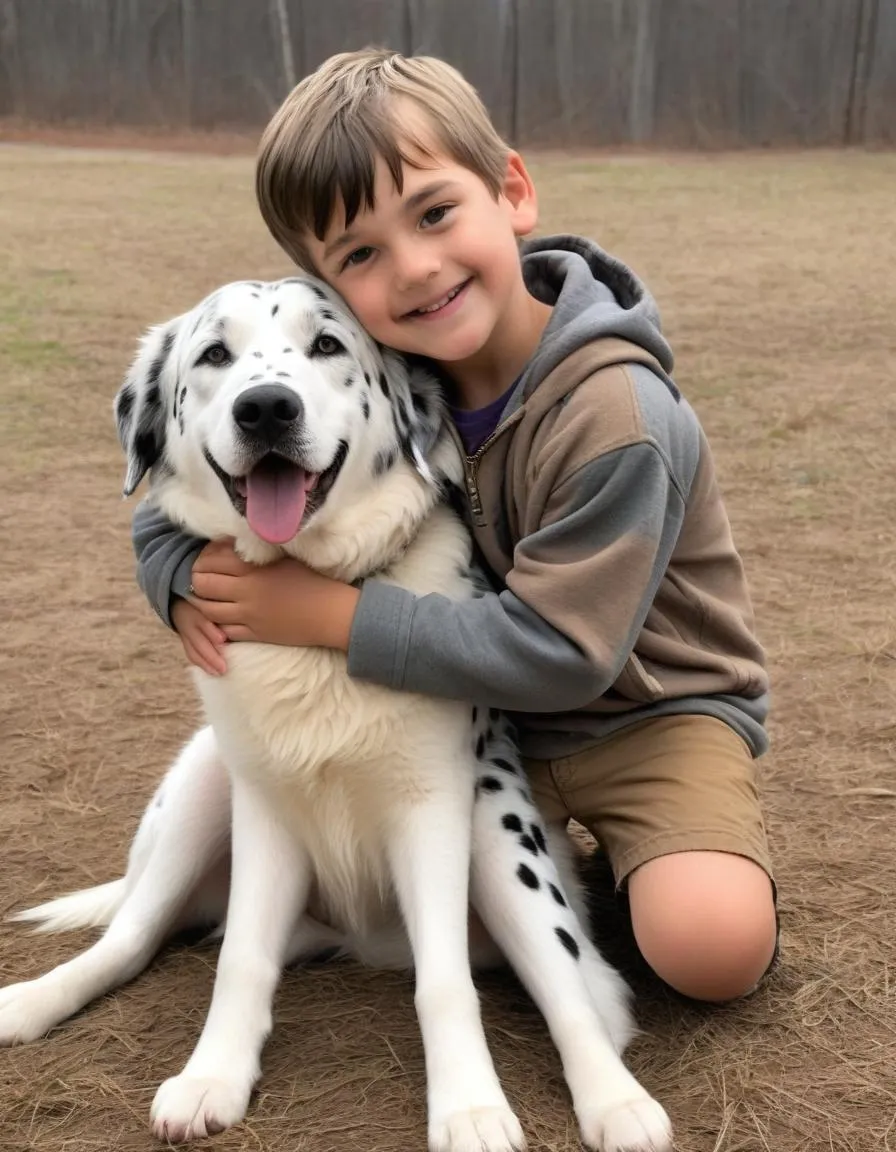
[245,464,312,544]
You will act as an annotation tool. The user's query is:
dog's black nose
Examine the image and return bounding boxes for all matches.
[233,384,303,445]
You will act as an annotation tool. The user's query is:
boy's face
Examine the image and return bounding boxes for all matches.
[307,132,540,375]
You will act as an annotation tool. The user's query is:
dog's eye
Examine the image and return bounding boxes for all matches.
[197,342,232,368]
[311,333,344,357]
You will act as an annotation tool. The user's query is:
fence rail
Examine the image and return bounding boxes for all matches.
[0,0,893,146]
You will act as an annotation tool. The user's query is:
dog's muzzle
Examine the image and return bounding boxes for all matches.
[203,384,348,546]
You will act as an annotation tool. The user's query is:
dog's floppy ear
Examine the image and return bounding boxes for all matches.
[389,352,447,484]
[114,320,178,496]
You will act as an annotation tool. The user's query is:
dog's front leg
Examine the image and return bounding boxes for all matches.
[150,777,309,1143]
[387,788,525,1152]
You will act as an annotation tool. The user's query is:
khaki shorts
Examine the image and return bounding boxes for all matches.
[523,714,775,891]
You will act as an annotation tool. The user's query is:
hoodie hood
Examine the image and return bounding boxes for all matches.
[517,235,676,404]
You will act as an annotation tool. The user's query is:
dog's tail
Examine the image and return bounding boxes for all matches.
[9,879,127,934]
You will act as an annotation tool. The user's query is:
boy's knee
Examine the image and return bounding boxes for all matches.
[627,851,777,1003]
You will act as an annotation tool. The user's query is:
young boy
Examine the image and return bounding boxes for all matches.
[133,49,777,1003]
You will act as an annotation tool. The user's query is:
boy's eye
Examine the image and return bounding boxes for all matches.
[197,342,232,368]
[342,246,374,270]
[421,204,451,228]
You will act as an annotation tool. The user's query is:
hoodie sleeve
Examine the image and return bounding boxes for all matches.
[347,440,685,711]
[132,500,208,629]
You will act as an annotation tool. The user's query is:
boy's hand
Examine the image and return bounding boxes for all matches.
[189,538,361,652]
[170,597,229,676]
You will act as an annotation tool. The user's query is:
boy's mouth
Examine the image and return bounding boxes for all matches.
[404,278,472,320]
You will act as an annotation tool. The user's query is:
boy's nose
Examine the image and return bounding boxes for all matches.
[392,240,440,289]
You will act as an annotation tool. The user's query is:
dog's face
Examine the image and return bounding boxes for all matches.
[115,278,444,546]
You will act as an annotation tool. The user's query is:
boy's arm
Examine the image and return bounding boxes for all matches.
[132,499,208,628]
[348,441,683,713]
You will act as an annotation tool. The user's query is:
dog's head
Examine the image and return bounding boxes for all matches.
[115,278,449,549]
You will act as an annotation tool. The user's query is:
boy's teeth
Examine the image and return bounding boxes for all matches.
[416,284,462,314]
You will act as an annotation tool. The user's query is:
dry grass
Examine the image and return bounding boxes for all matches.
[0,139,895,1151]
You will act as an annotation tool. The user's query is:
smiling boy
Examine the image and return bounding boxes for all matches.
[133,49,778,1002]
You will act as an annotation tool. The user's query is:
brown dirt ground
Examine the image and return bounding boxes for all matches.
[0,137,894,1152]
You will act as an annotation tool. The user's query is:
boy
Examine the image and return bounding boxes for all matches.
[133,49,777,1003]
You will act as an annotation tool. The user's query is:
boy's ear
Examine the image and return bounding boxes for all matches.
[502,152,539,237]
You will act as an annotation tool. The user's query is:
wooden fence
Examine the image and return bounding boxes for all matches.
[0,0,893,146]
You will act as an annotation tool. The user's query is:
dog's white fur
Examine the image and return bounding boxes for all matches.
[0,279,671,1152]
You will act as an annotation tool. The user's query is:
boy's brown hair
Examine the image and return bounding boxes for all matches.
[256,48,510,271]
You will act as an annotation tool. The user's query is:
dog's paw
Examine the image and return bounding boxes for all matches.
[0,980,65,1045]
[150,1074,250,1142]
[578,1095,673,1152]
[429,1105,526,1152]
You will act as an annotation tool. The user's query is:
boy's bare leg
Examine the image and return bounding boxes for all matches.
[628,851,777,1002]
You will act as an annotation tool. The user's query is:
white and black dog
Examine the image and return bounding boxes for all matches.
[0,278,672,1152]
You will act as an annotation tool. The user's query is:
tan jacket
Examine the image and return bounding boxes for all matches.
[457,337,768,757]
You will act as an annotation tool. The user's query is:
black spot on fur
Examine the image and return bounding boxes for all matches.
[519,834,538,856]
[342,373,355,388]
[555,927,580,960]
[250,291,260,298]
[253,351,263,358]
[276,371,290,378]
[412,391,428,414]
[475,735,486,759]
[271,303,279,316]
[283,347,293,353]
[492,757,518,777]
[320,309,337,322]
[489,707,500,722]
[479,776,503,793]
[517,863,539,890]
[442,479,467,517]
[378,372,390,397]
[531,824,547,853]
[472,706,478,724]
[372,448,397,477]
[146,330,174,391]
[361,395,371,421]
[145,383,159,408]
[133,430,158,474]
[115,385,134,429]
[250,374,263,381]
[548,883,567,908]
[364,372,371,385]
[502,813,523,833]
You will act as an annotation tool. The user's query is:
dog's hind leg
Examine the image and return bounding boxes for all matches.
[150,775,311,1142]
[0,726,230,1045]
[469,731,673,1152]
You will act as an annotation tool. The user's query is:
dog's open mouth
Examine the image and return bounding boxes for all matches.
[204,444,348,545]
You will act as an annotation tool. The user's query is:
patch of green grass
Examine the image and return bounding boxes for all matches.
[3,335,73,369]
[0,283,82,476]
